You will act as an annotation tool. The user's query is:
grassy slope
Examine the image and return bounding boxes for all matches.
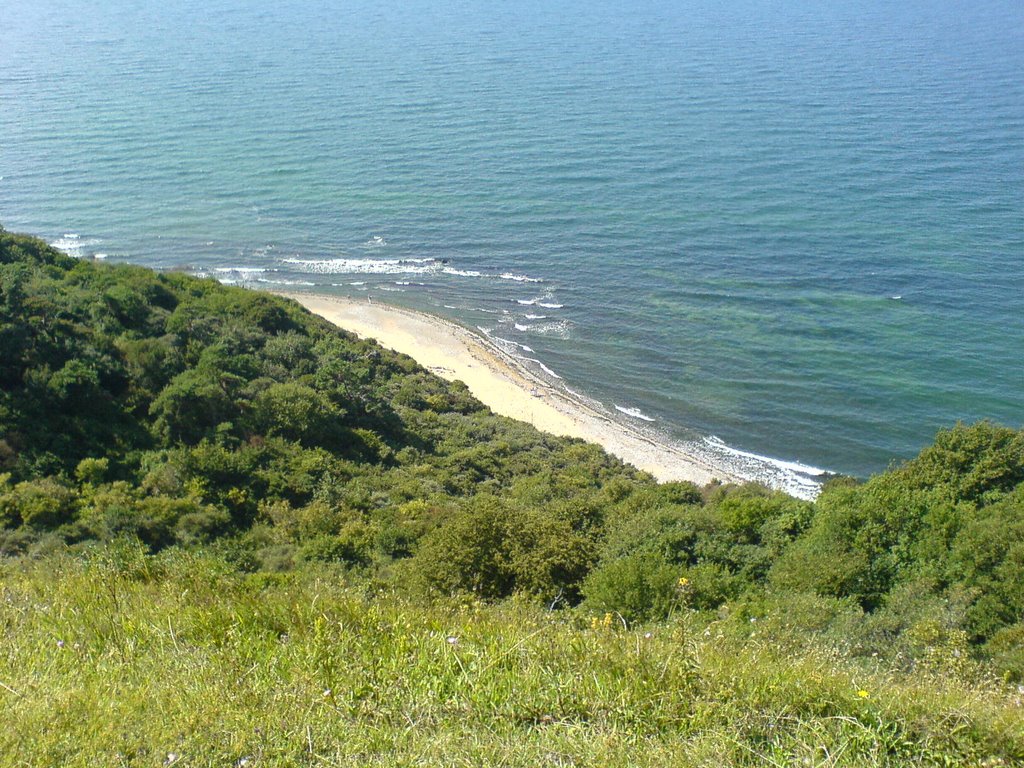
[2,549,1021,768]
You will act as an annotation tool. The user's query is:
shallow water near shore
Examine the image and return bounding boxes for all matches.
[2,0,1022,484]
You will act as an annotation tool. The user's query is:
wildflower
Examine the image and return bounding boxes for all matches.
[446,636,459,645]
[56,640,65,649]
[857,689,870,699]
[602,612,613,628]
[590,616,599,630]
[322,689,332,698]
[644,632,652,639]
[677,577,690,587]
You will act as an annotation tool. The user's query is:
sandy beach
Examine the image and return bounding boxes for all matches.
[284,292,741,487]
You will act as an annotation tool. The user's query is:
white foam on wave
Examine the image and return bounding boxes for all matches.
[697,436,827,500]
[214,266,270,275]
[365,235,387,247]
[284,255,542,284]
[537,362,562,379]
[94,253,108,260]
[524,319,572,339]
[704,436,827,477]
[524,314,547,320]
[439,304,500,315]
[517,294,562,309]
[213,266,274,285]
[514,323,531,331]
[443,267,482,278]
[444,267,544,283]
[615,405,656,422]
[491,335,534,353]
[255,278,315,287]
[523,358,563,379]
[283,256,438,275]
[50,233,102,258]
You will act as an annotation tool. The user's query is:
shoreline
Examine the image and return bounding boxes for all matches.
[281,291,744,488]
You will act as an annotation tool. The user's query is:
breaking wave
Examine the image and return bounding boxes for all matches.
[614,405,656,422]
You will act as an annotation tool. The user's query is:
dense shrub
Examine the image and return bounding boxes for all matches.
[0,226,1022,671]
[410,496,595,602]
[581,553,682,623]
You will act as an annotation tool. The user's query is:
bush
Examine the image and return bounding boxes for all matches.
[250,382,342,444]
[75,457,109,485]
[410,498,514,599]
[581,553,682,624]
[0,478,78,530]
[985,623,1024,682]
[947,486,1024,643]
[897,421,1024,502]
[175,506,232,545]
[410,497,596,602]
[298,522,374,567]
[149,369,239,444]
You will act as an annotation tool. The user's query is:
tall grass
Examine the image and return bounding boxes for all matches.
[1,545,1020,767]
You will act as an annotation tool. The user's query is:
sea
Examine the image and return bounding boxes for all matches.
[2,0,1022,498]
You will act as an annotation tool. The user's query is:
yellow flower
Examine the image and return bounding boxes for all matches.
[678,577,690,587]
[602,612,613,627]
[856,689,870,699]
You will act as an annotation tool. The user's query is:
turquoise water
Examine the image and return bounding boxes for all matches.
[2,0,1022,490]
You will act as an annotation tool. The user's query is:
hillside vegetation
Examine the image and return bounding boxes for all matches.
[1,226,1022,765]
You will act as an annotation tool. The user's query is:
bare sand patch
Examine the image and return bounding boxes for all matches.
[285,292,739,486]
